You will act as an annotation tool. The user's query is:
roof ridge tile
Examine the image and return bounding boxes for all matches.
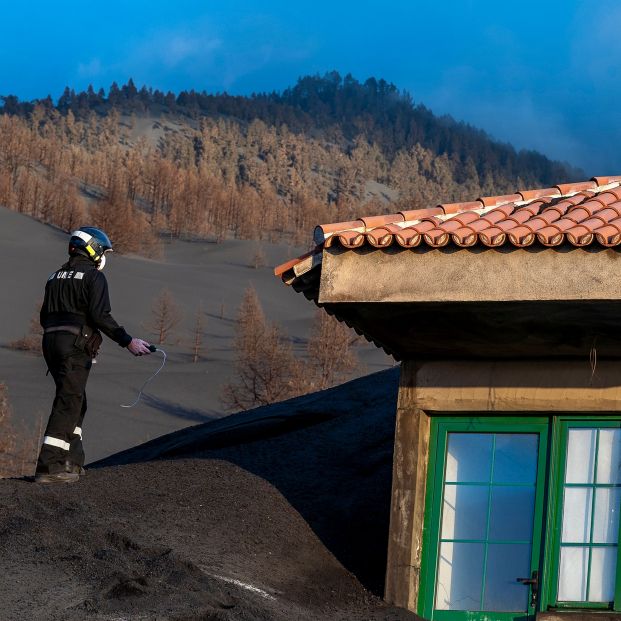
[360,213,404,228]
[399,207,443,221]
[518,187,561,201]
[438,200,482,214]
[478,193,522,207]
[592,176,621,186]
[555,181,598,194]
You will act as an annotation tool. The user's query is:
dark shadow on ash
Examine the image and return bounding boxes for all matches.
[204,312,235,324]
[289,335,309,346]
[141,394,221,424]
[94,368,400,596]
[203,332,232,340]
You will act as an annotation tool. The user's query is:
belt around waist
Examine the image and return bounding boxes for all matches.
[43,325,81,336]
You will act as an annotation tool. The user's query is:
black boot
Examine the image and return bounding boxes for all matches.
[64,460,86,476]
[34,471,79,484]
[34,461,80,484]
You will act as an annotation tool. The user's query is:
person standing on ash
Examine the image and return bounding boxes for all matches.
[35,227,152,484]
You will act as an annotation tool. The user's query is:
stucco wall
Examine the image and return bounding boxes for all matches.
[319,245,621,304]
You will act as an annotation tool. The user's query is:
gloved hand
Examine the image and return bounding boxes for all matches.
[127,338,152,356]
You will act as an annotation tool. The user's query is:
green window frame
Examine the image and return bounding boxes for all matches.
[419,415,621,620]
[418,416,550,621]
[541,418,621,611]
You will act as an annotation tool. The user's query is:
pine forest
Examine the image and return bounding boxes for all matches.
[0,72,580,255]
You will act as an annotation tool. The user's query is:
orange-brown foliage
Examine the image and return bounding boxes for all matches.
[221,287,305,410]
[222,289,366,411]
[0,107,497,255]
[146,288,183,345]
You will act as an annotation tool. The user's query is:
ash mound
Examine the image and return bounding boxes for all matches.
[0,367,419,621]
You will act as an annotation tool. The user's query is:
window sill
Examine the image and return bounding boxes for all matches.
[538,612,620,621]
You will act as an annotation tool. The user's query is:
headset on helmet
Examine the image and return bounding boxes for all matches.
[69,227,113,270]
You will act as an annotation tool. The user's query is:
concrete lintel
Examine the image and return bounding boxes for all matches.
[413,359,621,413]
[318,245,621,304]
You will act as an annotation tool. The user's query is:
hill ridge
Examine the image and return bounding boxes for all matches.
[1,72,580,188]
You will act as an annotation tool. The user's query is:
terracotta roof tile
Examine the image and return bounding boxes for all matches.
[447,211,480,227]
[366,226,395,247]
[314,220,364,244]
[273,250,315,278]
[482,204,516,221]
[276,176,621,280]
[326,229,366,248]
[479,193,522,207]
[518,187,561,201]
[394,227,423,247]
[593,176,621,186]
[478,228,506,247]
[451,229,478,247]
[399,207,443,220]
[360,213,404,228]
[555,181,597,194]
[595,220,621,246]
[600,187,621,201]
[423,229,451,247]
[439,200,483,214]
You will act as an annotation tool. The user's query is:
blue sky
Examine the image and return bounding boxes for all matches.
[1,0,619,174]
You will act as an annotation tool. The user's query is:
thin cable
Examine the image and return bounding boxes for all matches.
[589,344,597,386]
[121,349,167,408]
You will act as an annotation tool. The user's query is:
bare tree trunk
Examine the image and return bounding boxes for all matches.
[146,288,183,345]
[192,303,205,363]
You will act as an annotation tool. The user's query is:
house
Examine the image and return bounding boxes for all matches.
[275,176,621,621]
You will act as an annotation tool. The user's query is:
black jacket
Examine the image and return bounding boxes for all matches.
[40,255,132,347]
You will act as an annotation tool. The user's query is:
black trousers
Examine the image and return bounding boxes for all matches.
[36,332,92,474]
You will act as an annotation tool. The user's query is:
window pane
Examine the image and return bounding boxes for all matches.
[558,547,588,601]
[589,547,617,602]
[441,484,488,540]
[493,435,538,484]
[562,488,592,543]
[446,434,493,483]
[483,544,531,612]
[435,542,484,610]
[597,429,621,484]
[566,429,596,484]
[593,488,621,544]
[489,486,535,541]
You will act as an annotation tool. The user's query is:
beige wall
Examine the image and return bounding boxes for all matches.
[319,245,621,304]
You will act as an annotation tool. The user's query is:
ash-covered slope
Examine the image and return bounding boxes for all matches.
[0,205,392,463]
[0,368,417,621]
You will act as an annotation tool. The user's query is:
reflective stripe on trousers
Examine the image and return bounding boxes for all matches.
[42,435,71,451]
